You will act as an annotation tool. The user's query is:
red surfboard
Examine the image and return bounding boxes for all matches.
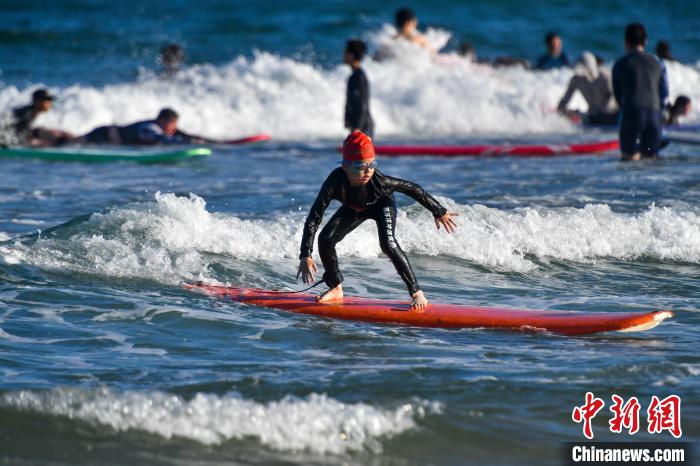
[221,133,271,145]
[372,140,619,157]
[186,284,672,335]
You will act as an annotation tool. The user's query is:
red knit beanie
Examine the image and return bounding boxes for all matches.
[342,131,375,161]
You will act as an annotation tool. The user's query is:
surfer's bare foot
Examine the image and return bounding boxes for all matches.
[411,290,428,309]
[317,284,343,303]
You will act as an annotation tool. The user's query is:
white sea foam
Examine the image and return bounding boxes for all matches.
[1,388,437,453]
[1,29,698,140]
[2,193,699,280]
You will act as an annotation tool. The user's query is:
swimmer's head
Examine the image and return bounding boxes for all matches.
[156,108,179,136]
[395,7,417,33]
[32,89,53,112]
[545,32,562,56]
[342,131,376,185]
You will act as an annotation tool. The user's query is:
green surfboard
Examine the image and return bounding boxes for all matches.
[0,146,212,163]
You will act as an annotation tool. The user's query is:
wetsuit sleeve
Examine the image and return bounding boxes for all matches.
[299,171,338,259]
[557,77,578,113]
[384,175,448,218]
[344,71,369,131]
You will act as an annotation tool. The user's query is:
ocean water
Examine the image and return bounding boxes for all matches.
[1,1,699,465]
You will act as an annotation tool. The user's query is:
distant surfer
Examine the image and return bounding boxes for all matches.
[535,32,570,70]
[296,131,458,309]
[5,89,73,146]
[612,23,668,161]
[665,95,691,125]
[78,108,207,145]
[160,44,185,78]
[344,39,374,138]
[557,52,618,126]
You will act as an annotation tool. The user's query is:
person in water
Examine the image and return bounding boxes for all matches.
[612,23,668,161]
[655,40,674,62]
[160,44,185,77]
[7,89,73,146]
[393,7,432,51]
[344,40,374,138]
[558,52,618,126]
[78,108,206,145]
[296,131,458,309]
[666,95,691,125]
[535,32,570,70]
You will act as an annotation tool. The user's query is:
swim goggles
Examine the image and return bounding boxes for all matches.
[342,161,377,172]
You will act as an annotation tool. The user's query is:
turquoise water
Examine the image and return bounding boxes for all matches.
[1,1,699,464]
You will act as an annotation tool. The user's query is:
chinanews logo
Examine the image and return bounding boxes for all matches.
[571,392,682,439]
[565,393,691,465]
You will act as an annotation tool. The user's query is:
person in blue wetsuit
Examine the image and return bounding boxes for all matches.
[344,39,374,138]
[79,108,205,145]
[612,23,668,161]
[296,131,458,309]
[535,32,570,70]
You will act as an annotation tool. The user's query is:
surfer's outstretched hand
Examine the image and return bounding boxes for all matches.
[297,257,318,284]
[435,212,459,233]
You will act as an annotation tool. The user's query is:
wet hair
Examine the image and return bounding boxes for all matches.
[671,95,691,113]
[545,32,560,47]
[395,7,416,29]
[32,88,53,102]
[655,40,672,60]
[157,108,179,122]
[345,39,367,61]
[624,23,647,47]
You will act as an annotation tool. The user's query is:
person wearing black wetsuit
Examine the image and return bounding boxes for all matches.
[612,23,668,161]
[80,108,204,145]
[297,131,458,309]
[344,40,374,138]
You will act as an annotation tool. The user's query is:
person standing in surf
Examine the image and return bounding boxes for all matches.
[612,23,667,161]
[344,39,374,138]
[296,131,458,309]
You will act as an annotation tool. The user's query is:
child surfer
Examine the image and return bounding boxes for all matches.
[296,131,458,309]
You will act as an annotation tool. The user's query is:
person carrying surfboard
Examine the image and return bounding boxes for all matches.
[296,131,458,309]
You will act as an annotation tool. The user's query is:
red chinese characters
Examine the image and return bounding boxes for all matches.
[572,392,606,439]
[573,393,682,439]
[647,395,682,438]
[609,395,641,434]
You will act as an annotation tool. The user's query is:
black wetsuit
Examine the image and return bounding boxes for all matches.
[299,168,447,295]
[84,120,195,145]
[612,50,667,156]
[345,68,374,138]
[11,105,38,143]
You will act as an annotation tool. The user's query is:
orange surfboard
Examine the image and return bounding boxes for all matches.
[186,284,672,336]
